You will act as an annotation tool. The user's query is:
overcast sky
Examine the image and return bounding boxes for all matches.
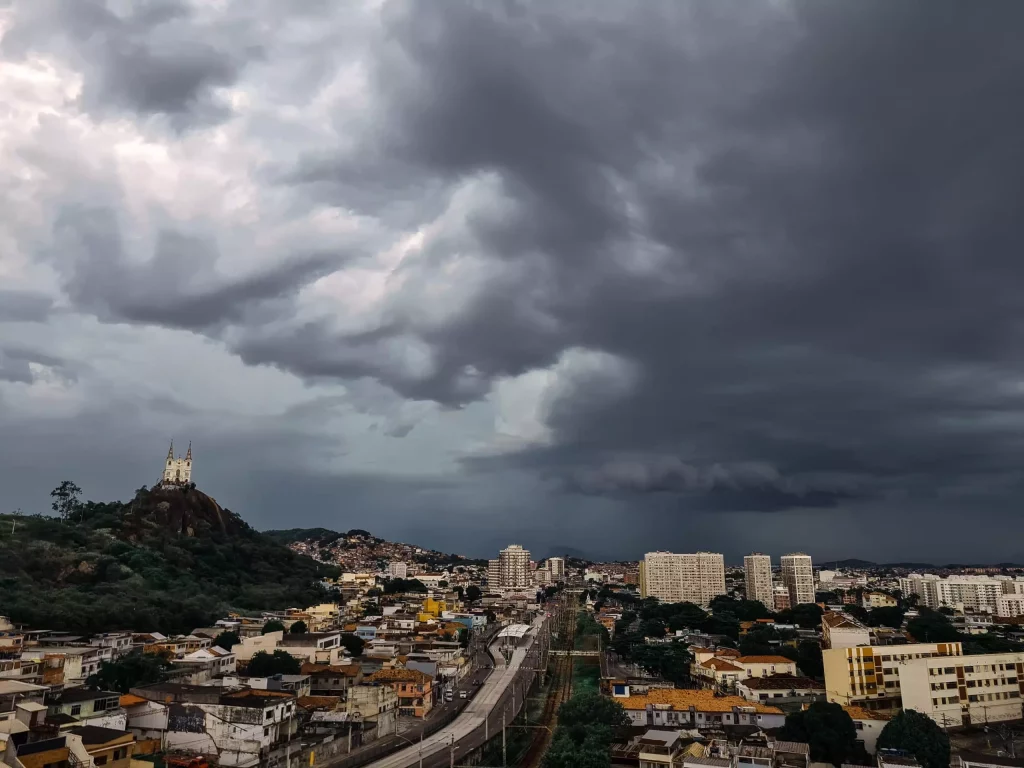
[2,0,1023,564]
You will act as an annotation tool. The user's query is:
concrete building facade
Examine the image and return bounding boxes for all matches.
[743,554,773,610]
[823,642,963,711]
[780,553,815,607]
[640,552,726,607]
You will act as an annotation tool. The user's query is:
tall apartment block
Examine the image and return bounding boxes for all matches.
[780,553,815,606]
[548,557,566,581]
[640,551,726,607]
[495,544,531,591]
[743,553,773,610]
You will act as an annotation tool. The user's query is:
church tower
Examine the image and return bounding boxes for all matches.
[161,441,193,485]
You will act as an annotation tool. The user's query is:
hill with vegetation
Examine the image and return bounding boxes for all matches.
[0,483,338,634]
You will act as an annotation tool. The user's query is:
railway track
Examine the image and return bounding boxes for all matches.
[517,595,577,768]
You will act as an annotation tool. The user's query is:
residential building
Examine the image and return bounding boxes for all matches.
[640,552,726,607]
[10,733,94,768]
[863,592,898,609]
[235,631,344,666]
[301,662,363,698]
[823,641,963,710]
[388,562,408,579]
[345,684,398,736]
[487,559,500,589]
[821,611,871,650]
[68,725,135,768]
[780,554,814,607]
[134,684,297,768]
[170,646,236,683]
[691,651,797,692]
[897,650,1024,728]
[366,669,434,718]
[744,554,773,610]
[842,706,892,757]
[494,545,531,591]
[548,557,566,581]
[0,681,46,722]
[997,594,1024,619]
[899,574,1022,612]
[21,646,105,685]
[47,688,123,725]
[609,687,785,730]
[773,585,791,612]
[736,675,825,704]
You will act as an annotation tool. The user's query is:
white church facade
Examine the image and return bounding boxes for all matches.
[161,441,193,485]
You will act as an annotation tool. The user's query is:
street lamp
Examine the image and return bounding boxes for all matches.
[394,729,425,768]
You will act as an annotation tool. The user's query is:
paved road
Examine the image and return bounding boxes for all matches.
[369,617,546,768]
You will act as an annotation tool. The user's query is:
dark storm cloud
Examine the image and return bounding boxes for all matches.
[1,0,254,124]
[0,347,75,384]
[50,207,342,331]
[280,0,1024,517]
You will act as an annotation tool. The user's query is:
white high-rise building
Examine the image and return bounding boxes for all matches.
[744,553,773,610]
[780,553,815,606]
[487,559,500,589]
[640,551,725,607]
[900,574,1024,612]
[388,561,408,579]
[548,557,566,581]
[495,545,531,591]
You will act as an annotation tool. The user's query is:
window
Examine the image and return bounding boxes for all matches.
[95,758,108,766]
[70,705,82,716]
[113,749,125,760]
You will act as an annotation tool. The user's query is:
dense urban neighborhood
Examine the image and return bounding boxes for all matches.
[4,459,1024,768]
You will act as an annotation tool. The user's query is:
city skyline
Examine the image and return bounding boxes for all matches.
[3,2,1024,564]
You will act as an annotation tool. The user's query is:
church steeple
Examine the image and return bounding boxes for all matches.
[185,442,192,461]
[167,440,175,461]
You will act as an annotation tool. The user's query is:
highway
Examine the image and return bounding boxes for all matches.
[369,615,546,768]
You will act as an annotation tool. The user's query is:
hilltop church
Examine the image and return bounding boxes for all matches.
[161,441,193,486]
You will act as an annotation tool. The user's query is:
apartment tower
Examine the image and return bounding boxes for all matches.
[744,553,773,610]
[497,544,531,590]
[780,553,815,606]
[548,557,566,581]
[640,551,726,607]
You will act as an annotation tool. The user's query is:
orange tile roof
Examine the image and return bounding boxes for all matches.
[736,656,795,664]
[119,694,147,707]
[842,706,893,722]
[614,689,783,715]
[702,658,744,672]
[716,648,741,657]
[367,668,433,685]
[301,662,361,676]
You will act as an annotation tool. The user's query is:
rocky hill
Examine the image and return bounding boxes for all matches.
[0,485,337,634]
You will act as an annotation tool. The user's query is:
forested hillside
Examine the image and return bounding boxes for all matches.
[0,484,338,633]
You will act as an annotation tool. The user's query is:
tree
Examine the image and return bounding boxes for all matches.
[466,585,482,601]
[877,710,950,768]
[289,620,308,634]
[438,580,449,589]
[50,480,83,522]
[262,619,286,634]
[213,631,240,650]
[246,649,301,676]
[868,606,905,628]
[843,604,870,623]
[556,693,630,747]
[454,586,464,598]
[543,731,609,768]
[907,608,960,643]
[339,633,365,657]
[778,702,861,766]
[86,649,173,693]
[709,596,771,622]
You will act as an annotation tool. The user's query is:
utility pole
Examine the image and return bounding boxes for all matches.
[502,711,507,768]
[420,729,424,768]
[449,736,455,768]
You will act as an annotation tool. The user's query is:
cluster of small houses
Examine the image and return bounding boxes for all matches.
[0,593,534,768]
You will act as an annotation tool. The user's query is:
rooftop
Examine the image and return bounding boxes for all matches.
[296,696,341,711]
[735,655,795,664]
[842,705,894,721]
[823,611,867,630]
[367,669,433,684]
[53,688,120,703]
[614,689,783,714]
[67,726,133,747]
[701,658,744,672]
[956,751,1024,768]
[0,680,47,696]
[739,674,823,691]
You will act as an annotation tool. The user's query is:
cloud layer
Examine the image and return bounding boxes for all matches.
[2,0,1024,562]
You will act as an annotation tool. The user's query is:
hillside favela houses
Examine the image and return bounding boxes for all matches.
[5,447,1024,768]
